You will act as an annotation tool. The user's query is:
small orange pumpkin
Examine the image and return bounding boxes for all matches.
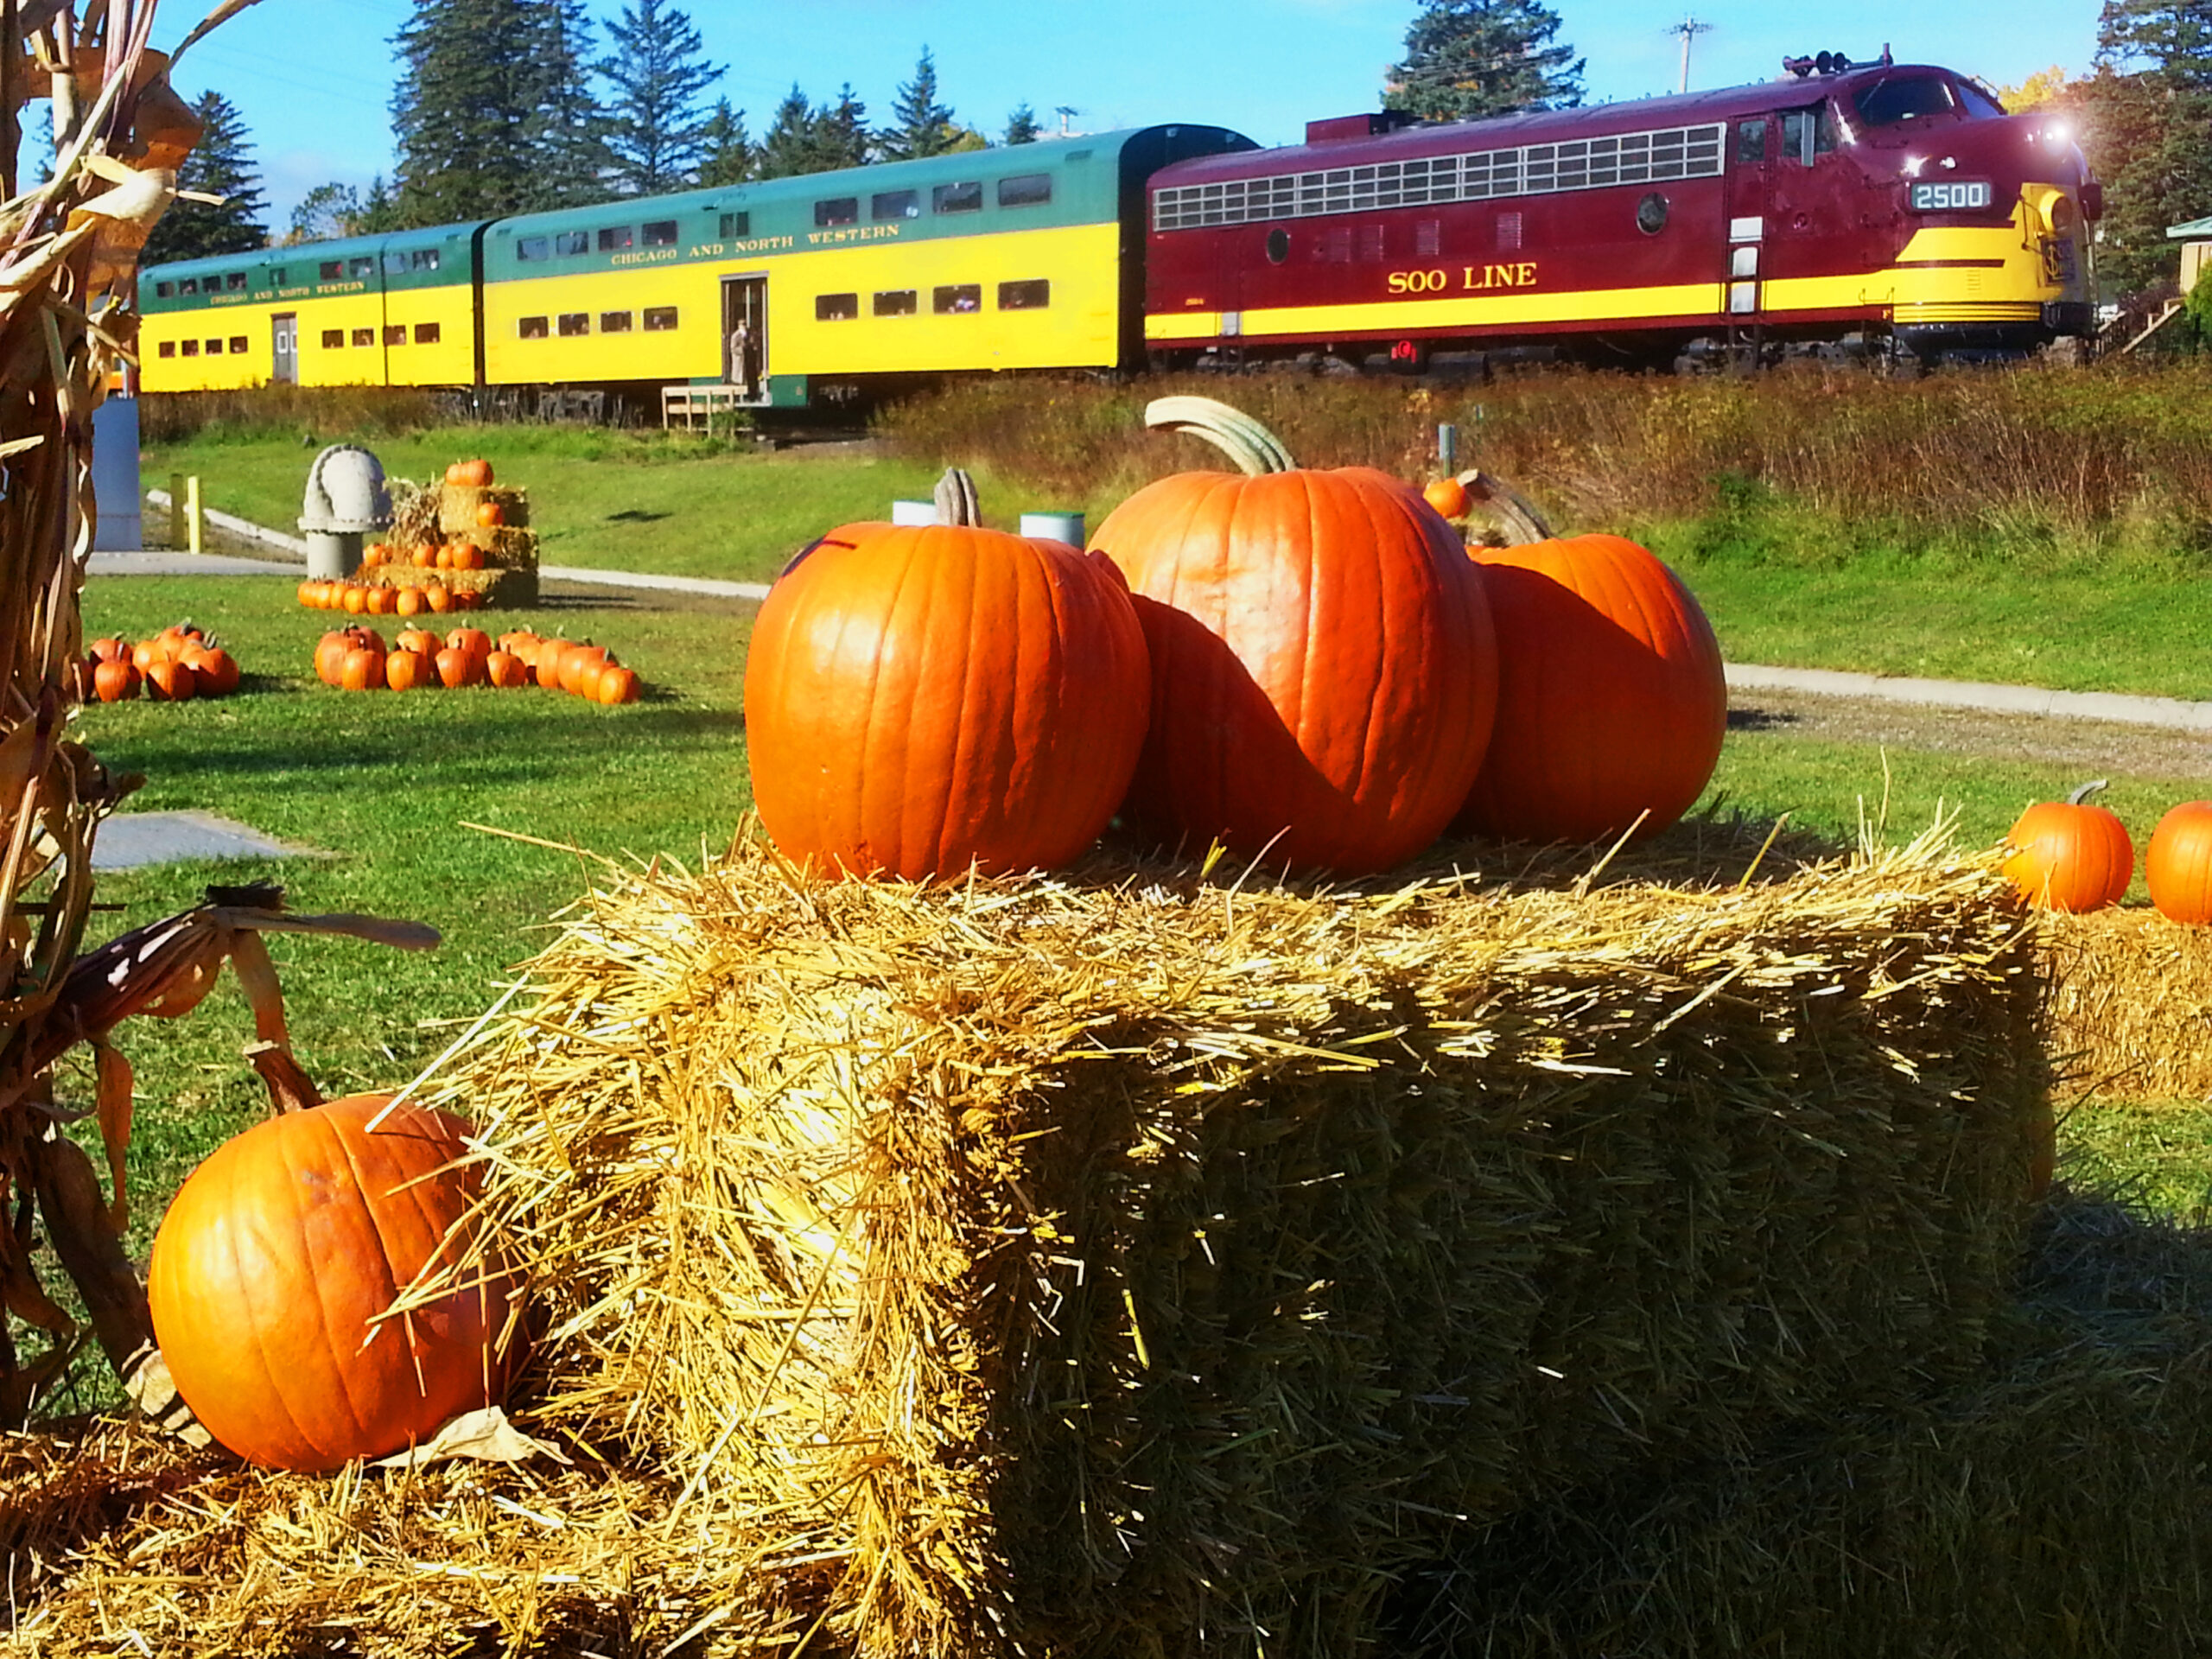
[593,664,640,705]
[448,458,493,488]
[433,645,480,689]
[474,500,505,529]
[396,585,425,618]
[92,658,139,702]
[2002,780,2134,912]
[426,584,453,614]
[485,650,528,689]
[1422,476,1471,519]
[340,646,386,693]
[181,645,240,697]
[385,649,431,692]
[144,658,197,702]
[2146,801,2212,925]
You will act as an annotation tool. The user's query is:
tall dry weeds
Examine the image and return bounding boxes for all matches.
[876,361,2212,562]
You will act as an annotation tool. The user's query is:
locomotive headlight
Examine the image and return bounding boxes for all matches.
[2023,183,2076,239]
[1903,155,1925,177]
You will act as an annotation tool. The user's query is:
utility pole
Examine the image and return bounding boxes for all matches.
[1054,105,1078,137]
[1668,15,1714,95]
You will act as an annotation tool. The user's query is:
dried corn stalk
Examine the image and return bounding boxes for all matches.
[0,1,447,1430]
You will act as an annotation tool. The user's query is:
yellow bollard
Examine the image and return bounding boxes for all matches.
[185,475,203,556]
[168,471,184,549]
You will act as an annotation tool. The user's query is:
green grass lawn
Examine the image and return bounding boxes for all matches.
[69,575,758,1280]
[146,428,2212,703]
[1668,553,2212,702]
[145,427,1086,586]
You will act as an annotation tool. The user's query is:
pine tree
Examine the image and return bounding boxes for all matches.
[1382,0,1585,122]
[390,0,606,226]
[754,84,819,179]
[699,99,753,186]
[391,0,550,224]
[596,0,722,194]
[2086,1,2212,294]
[1003,102,1042,145]
[531,0,608,209]
[143,92,267,262]
[878,48,956,161]
[756,82,869,178]
[818,84,870,170]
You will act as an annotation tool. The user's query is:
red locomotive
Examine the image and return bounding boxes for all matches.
[1143,53,2098,372]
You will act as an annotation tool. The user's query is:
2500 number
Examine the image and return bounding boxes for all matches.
[1910,180,1993,212]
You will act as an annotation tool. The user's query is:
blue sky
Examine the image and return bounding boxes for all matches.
[147,0,2107,234]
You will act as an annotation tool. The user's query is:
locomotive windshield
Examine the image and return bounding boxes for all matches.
[1852,74,1958,129]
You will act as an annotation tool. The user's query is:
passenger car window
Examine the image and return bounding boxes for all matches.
[517,238,550,262]
[597,226,632,251]
[997,174,1052,207]
[932,181,983,214]
[815,198,858,227]
[872,189,918,220]
[555,232,588,256]
[643,220,678,247]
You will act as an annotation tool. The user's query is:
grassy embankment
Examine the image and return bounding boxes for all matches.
[59,366,2212,1380]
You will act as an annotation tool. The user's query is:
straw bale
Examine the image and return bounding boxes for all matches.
[365,568,539,608]
[2037,907,2212,1101]
[0,1415,810,1657]
[1394,1192,2212,1657]
[430,820,2047,1657]
[439,485,531,535]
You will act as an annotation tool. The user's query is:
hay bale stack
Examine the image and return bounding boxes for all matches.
[445,825,2047,1656]
[1396,1195,2212,1658]
[439,484,531,534]
[2039,908,2212,1100]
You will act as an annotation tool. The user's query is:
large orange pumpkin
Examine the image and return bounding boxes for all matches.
[1456,533,1726,845]
[149,1091,524,1472]
[2002,781,2133,912]
[1088,398,1495,874]
[2146,800,2212,925]
[746,468,1151,880]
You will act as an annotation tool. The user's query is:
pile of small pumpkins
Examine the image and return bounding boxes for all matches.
[315,624,638,702]
[298,576,480,617]
[80,622,241,702]
[2004,782,2212,924]
[742,400,1728,882]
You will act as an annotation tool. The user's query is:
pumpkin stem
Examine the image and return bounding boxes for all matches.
[2066,779,2110,806]
[1142,396,1297,475]
[933,468,982,527]
[1452,468,1557,543]
[245,1040,323,1116]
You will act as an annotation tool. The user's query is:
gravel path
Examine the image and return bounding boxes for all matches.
[1728,685,2212,779]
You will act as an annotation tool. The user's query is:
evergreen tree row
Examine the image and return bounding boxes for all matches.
[368,0,1048,235]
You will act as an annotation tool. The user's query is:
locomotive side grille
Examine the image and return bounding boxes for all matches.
[1153,122,1725,231]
